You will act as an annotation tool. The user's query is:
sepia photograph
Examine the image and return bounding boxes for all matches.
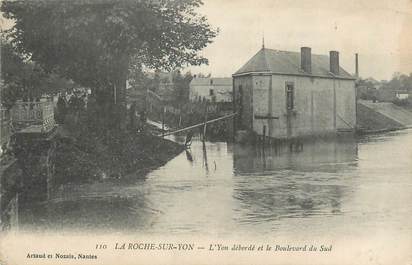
[0,0,411,264]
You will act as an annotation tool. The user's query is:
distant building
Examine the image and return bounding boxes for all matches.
[395,91,409,100]
[189,77,232,103]
[233,47,357,139]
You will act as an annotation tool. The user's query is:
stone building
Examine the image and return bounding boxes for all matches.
[233,47,357,139]
[189,77,232,102]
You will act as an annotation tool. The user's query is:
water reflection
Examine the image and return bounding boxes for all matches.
[233,138,358,174]
[231,138,358,226]
[15,182,160,232]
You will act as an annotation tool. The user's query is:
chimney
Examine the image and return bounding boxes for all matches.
[329,51,340,75]
[301,47,312,73]
[355,53,359,78]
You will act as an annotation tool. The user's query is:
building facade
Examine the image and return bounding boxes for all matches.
[233,47,357,139]
[189,77,232,102]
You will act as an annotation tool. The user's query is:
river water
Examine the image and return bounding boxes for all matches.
[15,130,412,238]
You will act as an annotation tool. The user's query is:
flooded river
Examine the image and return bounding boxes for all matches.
[14,130,412,238]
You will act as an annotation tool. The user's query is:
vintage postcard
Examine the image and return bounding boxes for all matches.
[0,0,411,264]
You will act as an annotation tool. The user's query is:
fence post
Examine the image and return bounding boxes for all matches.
[202,102,208,142]
[263,125,266,145]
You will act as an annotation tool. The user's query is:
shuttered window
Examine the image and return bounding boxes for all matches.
[286,82,295,110]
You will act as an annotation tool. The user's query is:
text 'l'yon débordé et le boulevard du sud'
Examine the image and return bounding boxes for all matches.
[111,242,332,252]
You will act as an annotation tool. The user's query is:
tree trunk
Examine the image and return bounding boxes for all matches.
[93,86,115,134]
[113,53,129,131]
[86,54,129,136]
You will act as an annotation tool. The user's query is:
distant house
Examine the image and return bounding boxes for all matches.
[189,77,232,103]
[233,47,357,139]
[395,90,409,100]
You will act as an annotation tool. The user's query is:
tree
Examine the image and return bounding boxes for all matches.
[1,0,217,131]
[1,39,73,108]
[1,40,26,108]
[381,72,412,91]
[172,70,192,105]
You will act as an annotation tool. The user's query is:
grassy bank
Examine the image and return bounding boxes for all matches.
[53,131,184,185]
[357,102,404,133]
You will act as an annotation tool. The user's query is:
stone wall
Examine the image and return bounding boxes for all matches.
[0,158,22,228]
[259,75,356,138]
[233,75,254,130]
[189,84,232,102]
[233,74,356,139]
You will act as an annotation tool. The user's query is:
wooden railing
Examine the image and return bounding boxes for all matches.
[11,99,55,133]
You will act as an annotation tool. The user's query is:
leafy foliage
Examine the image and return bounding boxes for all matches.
[381,72,412,91]
[2,0,217,131]
[1,39,74,108]
[1,0,217,91]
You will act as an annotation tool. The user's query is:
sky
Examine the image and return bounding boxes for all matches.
[1,0,411,81]
[187,0,412,81]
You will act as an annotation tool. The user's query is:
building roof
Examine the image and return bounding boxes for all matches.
[234,48,355,80]
[190,77,232,86]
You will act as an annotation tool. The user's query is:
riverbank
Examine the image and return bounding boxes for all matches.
[53,130,184,185]
[357,101,412,134]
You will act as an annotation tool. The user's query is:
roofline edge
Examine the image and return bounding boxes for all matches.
[232,71,356,80]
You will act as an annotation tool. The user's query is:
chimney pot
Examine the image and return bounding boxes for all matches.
[330,51,340,75]
[301,47,312,73]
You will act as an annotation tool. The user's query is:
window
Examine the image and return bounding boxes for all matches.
[286,82,294,110]
[209,89,214,96]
